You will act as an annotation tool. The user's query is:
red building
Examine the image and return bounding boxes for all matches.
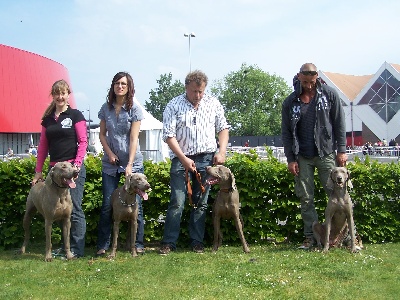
[0,44,76,154]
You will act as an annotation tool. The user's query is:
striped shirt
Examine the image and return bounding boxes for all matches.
[162,93,229,159]
[298,98,318,158]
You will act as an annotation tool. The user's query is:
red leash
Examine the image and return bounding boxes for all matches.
[185,169,205,207]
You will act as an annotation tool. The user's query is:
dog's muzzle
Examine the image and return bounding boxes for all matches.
[333,176,346,187]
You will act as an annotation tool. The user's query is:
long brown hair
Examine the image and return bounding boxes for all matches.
[42,79,71,119]
[107,72,135,110]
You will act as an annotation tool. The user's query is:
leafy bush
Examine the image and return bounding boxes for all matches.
[1,152,399,250]
[349,156,400,243]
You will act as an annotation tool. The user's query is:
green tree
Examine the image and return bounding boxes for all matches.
[211,63,292,136]
[145,73,185,122]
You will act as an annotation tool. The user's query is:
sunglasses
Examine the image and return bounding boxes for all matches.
[300,70,318,76]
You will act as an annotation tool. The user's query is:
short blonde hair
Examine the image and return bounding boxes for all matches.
[185,70,208,86]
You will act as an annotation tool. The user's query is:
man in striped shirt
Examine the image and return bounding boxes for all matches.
[159,70,230,255]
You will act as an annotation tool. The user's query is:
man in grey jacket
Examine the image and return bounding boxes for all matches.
[281,62,347,249]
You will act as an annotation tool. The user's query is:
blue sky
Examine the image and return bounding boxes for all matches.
[1,0,399,123]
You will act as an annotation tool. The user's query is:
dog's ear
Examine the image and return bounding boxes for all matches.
[49,167,54,178]
[230,171,237,190]
[326,169,334,190]
[124,175,132,192]
[46,167,55,184]
[346,170,353,189]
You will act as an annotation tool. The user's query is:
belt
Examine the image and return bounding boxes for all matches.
[187,152,213,158]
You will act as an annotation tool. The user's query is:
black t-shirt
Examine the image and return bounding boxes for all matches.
[41,107,85,163]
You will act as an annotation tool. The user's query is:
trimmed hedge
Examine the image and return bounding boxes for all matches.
[1,152,399,250]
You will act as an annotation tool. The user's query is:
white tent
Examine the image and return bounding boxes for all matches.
[134,98,169,162]
[88,127,102,155]
[89,98,169,163]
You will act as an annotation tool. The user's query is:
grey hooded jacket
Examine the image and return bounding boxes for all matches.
[281,78,346,164]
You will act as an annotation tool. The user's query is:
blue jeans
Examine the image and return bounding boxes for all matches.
[294,153,336,238]
[162,153,214,249]
[97,168,145,251]
[55,164,86,257]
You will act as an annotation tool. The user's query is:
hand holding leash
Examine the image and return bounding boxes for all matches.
[185,168,206,208]
[337,152,348,167]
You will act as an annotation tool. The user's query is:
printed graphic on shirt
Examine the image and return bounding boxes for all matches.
[292,105,301,119]
[61,118,73,128]
[317,95,329,111]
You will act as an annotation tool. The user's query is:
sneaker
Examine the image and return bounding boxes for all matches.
[159,244,172,255]
[52,248,65,257]
[61,251,79,260]
[298,237,314,249]
[355,235,363,251]
[136,248,145,255]
[192,244,204,254]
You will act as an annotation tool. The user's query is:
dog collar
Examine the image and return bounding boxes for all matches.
[119,190,137,207]
[51,178,67,189]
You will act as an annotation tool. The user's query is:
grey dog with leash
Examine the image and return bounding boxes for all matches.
[206,165,250,253]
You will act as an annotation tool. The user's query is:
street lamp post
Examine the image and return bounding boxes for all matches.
[87,106,91,133]
[184,32,195,72]
[81,107,92,144]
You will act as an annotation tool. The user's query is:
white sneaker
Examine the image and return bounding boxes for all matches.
[298,238,314,249]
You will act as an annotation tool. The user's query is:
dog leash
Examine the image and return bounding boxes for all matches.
[220,187,234,193]
[185,169,206,208]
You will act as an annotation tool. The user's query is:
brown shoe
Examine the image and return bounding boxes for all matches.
[96,249,106,257]
[159,244,171,255]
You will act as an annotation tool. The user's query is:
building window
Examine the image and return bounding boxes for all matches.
[359,69,400,122]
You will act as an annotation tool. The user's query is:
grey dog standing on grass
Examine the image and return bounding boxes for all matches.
[20,162,78,262]
[206,165,250,253]
[108,173,151,259]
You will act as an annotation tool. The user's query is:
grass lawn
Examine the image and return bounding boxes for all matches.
[1,242,399,300]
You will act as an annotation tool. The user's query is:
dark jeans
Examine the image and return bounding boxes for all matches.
[97,168,145,251]
[161,153,214,249]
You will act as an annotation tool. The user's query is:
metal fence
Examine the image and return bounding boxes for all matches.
[227,146,400,164]
[227,146,287,163]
